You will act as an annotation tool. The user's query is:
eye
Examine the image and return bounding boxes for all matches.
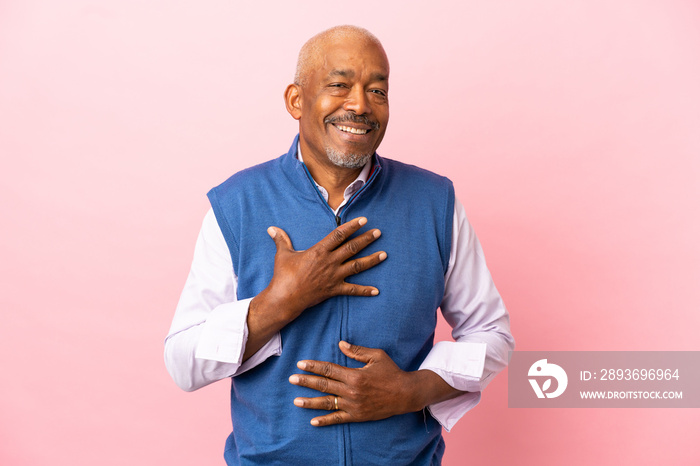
[327,83,350,95]
[368,89,388,103]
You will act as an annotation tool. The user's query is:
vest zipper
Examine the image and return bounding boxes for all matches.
[300,156,382,466]
[300,160,382,229]
[300,162,345,228]
[335,162,382,224]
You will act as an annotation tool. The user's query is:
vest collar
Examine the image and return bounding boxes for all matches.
[281,134,384,207]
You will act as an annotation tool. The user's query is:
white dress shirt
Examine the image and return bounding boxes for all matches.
[165,152,514,431]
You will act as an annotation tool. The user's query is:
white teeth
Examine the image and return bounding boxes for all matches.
[336,125,368,135]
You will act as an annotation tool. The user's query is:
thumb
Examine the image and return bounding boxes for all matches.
[267,226,294,252]
[339,341,375,365]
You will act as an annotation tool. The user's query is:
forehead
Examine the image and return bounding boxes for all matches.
[315,38,389,81]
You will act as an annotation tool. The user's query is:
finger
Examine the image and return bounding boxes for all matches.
[318,217,367,251]
[297,359,350,383]
[338,340,376,365]
[288,373,345,395]
[309,410,353,427]
[267,226,294,252]
[339,250,387,278]
[333,228,382,262]
[337,282,380,297]
[293,395,338,411]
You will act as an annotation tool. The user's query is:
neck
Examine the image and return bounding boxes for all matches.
[299,141,363,210]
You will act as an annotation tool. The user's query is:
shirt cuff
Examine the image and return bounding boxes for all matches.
[194,297,283,375]
[235,332,282,376]
[427,391,481,432]
[419,341,487,430]
[195,298,252,364]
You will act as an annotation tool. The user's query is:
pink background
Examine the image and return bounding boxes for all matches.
[2,1,699,464]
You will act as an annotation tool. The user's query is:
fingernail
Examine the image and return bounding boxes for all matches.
[371,289,379,296]
[311,419,320,426]
[294,398,304,407]
[289,375,299,384]
[267,227,276,238]
[339,341,351,349]
[297,361,307,370]
[358,217,367,226]
[373,229,381,238]
[378,252,387,261]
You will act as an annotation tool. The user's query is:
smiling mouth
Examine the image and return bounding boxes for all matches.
[334,124,369,135]
[325,114,379,136]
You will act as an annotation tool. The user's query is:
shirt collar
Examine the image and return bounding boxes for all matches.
[296,142,371,205]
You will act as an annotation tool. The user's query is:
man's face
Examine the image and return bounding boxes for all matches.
[296,38,390,169]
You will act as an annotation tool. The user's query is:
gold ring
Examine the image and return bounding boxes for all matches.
[334,396,339,410]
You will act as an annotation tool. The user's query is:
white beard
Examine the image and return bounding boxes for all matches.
[325,147,372,169]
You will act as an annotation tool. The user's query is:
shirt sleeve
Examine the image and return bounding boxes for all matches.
[164,209,281,392]
[419,198,515,431]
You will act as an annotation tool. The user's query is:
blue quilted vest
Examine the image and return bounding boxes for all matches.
[208,135,454,465]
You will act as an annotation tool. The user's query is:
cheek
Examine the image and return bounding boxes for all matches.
[377,108,389,130]
[315,98,341,120]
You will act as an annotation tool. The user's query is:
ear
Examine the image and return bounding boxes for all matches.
[284,84,302,120]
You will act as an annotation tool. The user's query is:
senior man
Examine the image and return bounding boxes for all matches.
[165,25,514,465]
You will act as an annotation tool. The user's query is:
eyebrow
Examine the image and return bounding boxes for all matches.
[328,69,354,78]
[327,69,388,83]
[369,72,388,82]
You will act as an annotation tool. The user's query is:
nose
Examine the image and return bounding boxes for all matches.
[343,85,371,115]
